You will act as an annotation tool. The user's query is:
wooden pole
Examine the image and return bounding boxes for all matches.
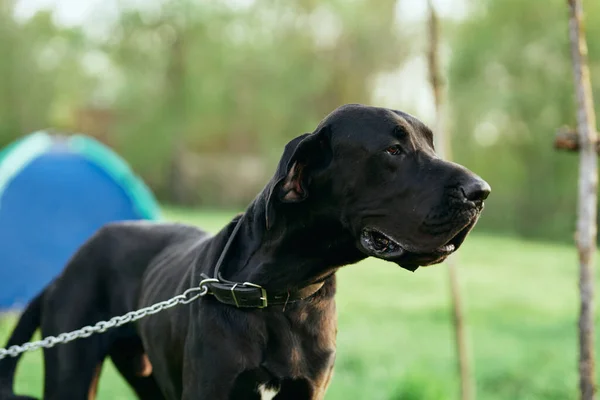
[427,2,474,400]
[554,127,599,153]
[566,1,598,399]
[166,25,188,204]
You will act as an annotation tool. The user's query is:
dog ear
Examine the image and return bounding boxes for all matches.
[265,125,331,230]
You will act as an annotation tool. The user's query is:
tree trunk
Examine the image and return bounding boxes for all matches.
[166,31,188,204]
[566,1,598,399]
[427,2,475,400]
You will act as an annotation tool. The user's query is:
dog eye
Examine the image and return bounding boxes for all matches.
[385,145,403,155]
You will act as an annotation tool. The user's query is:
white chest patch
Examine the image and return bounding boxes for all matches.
[257,383,280,400]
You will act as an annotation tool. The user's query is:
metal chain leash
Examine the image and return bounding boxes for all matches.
[0,282,214,360]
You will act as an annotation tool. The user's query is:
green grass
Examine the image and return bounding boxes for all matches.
[1,208,598,399]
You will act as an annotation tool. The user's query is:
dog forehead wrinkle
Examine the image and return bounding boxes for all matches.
[388,108,435,148]
[422,126,435,147]
[401,124,434,154]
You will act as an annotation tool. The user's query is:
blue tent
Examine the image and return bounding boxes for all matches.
[0,132,162,309]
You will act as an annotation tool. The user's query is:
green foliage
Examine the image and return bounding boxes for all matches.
[2,208,600,400]
[103,0,407,200]
[0,4,95,142]
[0,0,410,204]
[448,0,600,241]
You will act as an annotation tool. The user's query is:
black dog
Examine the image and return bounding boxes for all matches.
[0,104,490,400]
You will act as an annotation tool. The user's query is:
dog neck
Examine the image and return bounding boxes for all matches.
[208,194,365,291]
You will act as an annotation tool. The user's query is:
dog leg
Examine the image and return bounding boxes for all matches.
[40,311,113,400]
[182,368,243,400]
[109,337,165,400]
[87,363,103,400]
[181,342,250,400]
[272,379,310,400]
[41,341,109,400]
[311,365,335,400]
[273,365,334,400]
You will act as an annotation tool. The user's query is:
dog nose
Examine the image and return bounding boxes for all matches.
[461,178,491,202]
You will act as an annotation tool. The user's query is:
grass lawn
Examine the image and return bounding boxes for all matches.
[1,207,598,399]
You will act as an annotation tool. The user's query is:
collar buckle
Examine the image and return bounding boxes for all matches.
[242,282,268,308]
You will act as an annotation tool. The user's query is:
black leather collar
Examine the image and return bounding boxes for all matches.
[200,214,324,309]
[200,274,324,309]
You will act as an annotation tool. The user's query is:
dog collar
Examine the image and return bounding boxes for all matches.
[202,213,325,309]
[199,274,324,309]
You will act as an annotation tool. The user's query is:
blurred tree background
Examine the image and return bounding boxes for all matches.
[449,0,600,241]
[0,0,599,242]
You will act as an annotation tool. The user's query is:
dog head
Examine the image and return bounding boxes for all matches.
[265,104,490,271]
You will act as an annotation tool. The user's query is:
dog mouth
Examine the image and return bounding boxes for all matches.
[360,228,405,258]
[359,218,477,266]
[360,228,462,258]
